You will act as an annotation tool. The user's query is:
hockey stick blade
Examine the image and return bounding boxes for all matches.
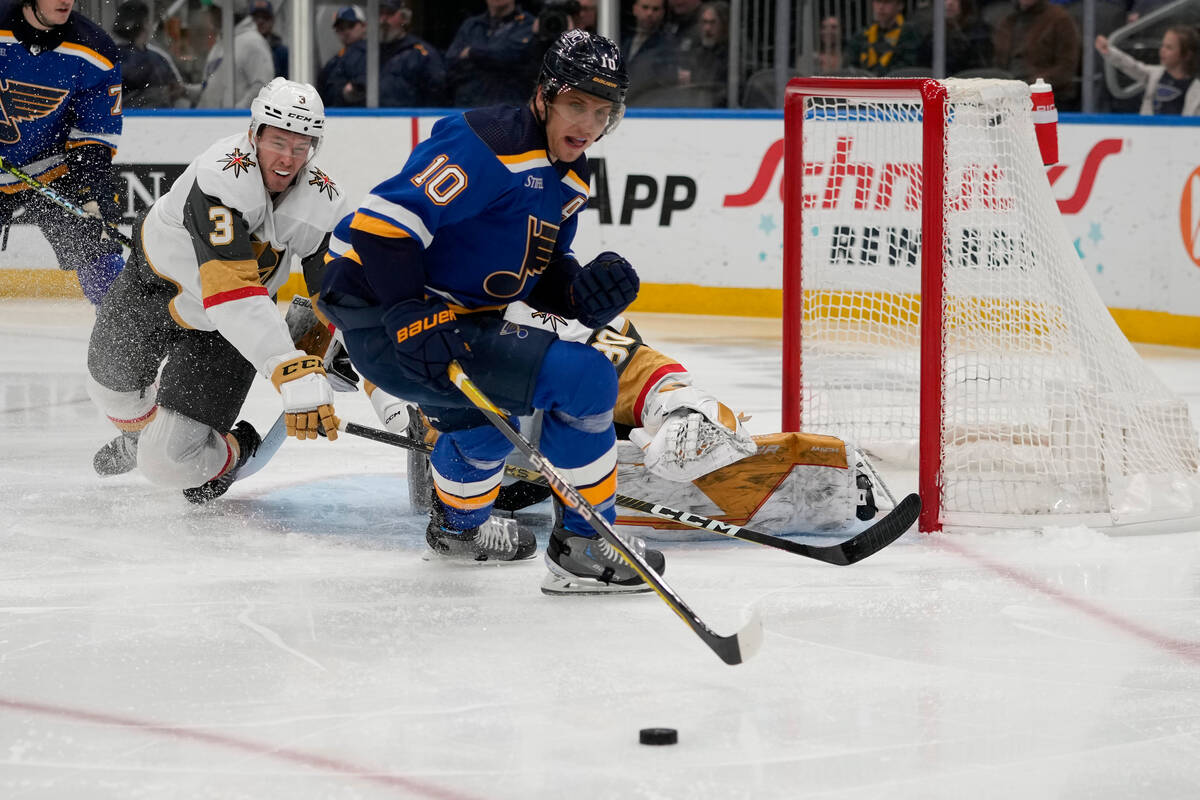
[339,420,917,566]
[238,413,288,479]
[615,492,921,566]
[446,361,761,666]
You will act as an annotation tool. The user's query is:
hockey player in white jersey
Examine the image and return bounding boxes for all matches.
[86,78,349,502]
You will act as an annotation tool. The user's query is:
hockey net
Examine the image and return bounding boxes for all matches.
[783,77,1200,532]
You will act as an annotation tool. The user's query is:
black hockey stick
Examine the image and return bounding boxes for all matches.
[446,361,762,666]
[337,419,918,566]
[0,155,134,248]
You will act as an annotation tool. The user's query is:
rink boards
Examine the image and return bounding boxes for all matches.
[2,109,1200,346]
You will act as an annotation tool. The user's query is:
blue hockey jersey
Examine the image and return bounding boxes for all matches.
[0,1,122,195]
[327,104,591,314]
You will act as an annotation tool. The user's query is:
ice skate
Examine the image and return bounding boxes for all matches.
[182,421,261,504]
[541,525,666,595]
[93,431,139,476]
[424,497,537,562]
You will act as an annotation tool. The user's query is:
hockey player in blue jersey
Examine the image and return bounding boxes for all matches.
[319,30,661,593]
[0,0,125,304]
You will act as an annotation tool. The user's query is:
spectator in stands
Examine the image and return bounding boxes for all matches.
[816,15,844,74]
[667,0,704,58]
[380,0,410,62]
[378,2,447,107]
[678,0,729,103]
[576,0,598,33]
[317,5,368,107]
[918,0,993,74]
[248,0,288,78]
[445,1,537,107]
[1096,26,1200,115]
[112,0,186,108]
[197,0,275,108]
[622,0,680,104]
[846,0,922,76]
[992,0,1080,106]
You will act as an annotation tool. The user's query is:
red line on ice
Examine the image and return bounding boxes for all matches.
[0,697,480,800]
[932,535,1200,667]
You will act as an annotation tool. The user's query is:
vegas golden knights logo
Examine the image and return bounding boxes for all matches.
[482,215,560,299]
[0,80,70,145]
[251,236,285,285]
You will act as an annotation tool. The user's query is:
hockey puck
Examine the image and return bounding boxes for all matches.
[639,727,678,745]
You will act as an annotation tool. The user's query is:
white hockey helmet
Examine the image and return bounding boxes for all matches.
[249,77,325,160]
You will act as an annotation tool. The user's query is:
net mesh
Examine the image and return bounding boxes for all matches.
[793,78,1200,527]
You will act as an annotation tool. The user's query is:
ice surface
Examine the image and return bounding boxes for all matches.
[1,300,1198,799]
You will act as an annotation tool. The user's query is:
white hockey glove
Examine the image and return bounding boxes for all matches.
[267,350,339,441]
[627,382,756,482]
[368,385,412,433]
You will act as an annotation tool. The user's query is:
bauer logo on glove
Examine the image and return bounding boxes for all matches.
[396,308,457,344]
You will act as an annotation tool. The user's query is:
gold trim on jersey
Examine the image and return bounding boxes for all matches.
[497,149,551,173]
[54,40,116,71]
[198,257,261,299]
[613,346,682,428]
[561,169,588,195]
[138,223,194,330]
[350,210,411,238]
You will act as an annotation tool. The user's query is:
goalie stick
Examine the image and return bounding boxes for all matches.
[447,361,762,666]
[336,419,918,567]
[0,155,135,248]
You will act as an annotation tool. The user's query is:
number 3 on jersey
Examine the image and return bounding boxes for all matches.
[209,206,233,246]
[411,154,467,206]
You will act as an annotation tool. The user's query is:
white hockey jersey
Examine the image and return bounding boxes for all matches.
[140,132,349,376]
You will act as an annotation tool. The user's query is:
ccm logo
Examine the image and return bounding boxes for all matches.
[396,309,456,343]
[281,356,321,376]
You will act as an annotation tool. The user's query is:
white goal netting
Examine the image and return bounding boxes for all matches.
[791,78,1200,529]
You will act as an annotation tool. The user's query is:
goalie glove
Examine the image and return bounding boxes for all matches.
[267,351,340,441]
[628,382,756,482]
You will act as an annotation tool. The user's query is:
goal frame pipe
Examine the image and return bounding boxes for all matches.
[782,77,947,532]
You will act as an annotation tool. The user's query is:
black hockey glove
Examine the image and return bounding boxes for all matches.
[566,252,640,329]
[382,298,471,393]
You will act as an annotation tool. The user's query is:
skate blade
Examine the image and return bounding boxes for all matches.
[421,549,537,565]
[540,573,653,596]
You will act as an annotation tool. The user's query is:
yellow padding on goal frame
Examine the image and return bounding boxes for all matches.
[5,269,1200,349]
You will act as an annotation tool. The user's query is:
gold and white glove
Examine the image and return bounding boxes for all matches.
[628,382,756,482]
[267,350,339,441]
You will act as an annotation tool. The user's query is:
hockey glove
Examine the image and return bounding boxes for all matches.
[382,298,471,393]
[566,252,639,328]
[628,382,756,482]
[267,351,340,441]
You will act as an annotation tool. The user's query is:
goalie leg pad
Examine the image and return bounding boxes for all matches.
[614,432,861,539]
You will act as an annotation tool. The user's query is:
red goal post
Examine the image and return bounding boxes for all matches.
[782,77,1200,533]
